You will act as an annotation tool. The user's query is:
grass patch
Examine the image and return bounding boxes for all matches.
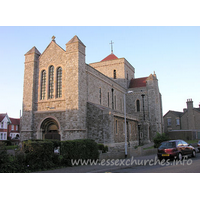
[185,139,199,144]
[4,145,18,150]
[143,146,155,150]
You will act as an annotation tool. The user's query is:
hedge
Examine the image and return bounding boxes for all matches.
[153,133,169,148]
[61,139,99,165]
[0,139,99,172]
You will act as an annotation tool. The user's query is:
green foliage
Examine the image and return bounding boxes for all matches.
[1,140,12,146]
[61,139,99,166]
[153,133,169,148]
[23,140,55,171]
[97,143,108,153]
[0,139,100,172]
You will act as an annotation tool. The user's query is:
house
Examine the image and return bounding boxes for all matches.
[8,118,20,139]
[0,113,11,140]
[163,99,200,140]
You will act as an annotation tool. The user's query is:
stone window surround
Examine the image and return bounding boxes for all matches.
[39,65,63,102]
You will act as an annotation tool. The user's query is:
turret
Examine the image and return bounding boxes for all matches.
[20,46,40,140]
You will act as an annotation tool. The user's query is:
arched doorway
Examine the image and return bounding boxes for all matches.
[40,117,60,140]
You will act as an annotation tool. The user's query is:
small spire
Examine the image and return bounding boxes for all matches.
[109,40,114,54]
[52,36,56,41]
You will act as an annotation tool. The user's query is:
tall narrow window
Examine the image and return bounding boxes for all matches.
[136,100,140,112]
[41,70,46,100]
[48,66,54,99]
[108,92,109,107]
[99,88,101,104]
[115,120,118,135]
[113,70,116,79]
[56,67,62,98]
[114,95,116,110]
[111,88,114,109]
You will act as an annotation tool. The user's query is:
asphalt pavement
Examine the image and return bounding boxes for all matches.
[36,154,157,173]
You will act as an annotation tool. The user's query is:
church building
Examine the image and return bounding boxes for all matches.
[20,35,163,149]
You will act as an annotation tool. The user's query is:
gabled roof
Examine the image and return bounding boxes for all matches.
[129,77,148,88]
[0,113,7,122]
[39,40,65,59]
[25,46,41,56]
[10,118,20,125]
[101,53,118,62]
[163,110,184,118]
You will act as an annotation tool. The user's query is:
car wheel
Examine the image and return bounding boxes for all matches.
[177,153,182,160]
[192,150,196,157]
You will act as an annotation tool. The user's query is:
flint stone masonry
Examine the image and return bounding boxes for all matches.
[21,35,163,150]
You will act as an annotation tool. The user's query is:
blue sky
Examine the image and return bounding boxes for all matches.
[0,26,200,118]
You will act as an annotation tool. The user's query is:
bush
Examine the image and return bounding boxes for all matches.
[22,140,55,171]
[1,140,12,146]
[97,143,108,153]
[61,139,99,166]
[0,139,100,172]
[153,133,169,148]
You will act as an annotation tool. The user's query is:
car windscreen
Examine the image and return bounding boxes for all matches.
[159,142,176,148]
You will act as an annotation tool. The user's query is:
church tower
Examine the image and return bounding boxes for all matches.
[20,46,41,140]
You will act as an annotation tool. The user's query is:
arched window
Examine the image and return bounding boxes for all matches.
[113,70,116,79]
[56,67,62,98]
[48,65,54,99]
[41,70,46,100]
[136,100,140,112]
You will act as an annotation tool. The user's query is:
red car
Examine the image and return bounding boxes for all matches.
[197,140,200,151]
[157,140,196,161]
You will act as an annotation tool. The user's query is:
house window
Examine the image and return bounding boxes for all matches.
[16,125,18,131]
[0,133,2,140]
[113,70,116,79]
[1,122,3,128]
[167,118,171,126]
[12,125,14,130]
[4,133,6,140]
[56,67,62,98]
[41,70,46,100]
[48,65,54,99]
[176,118,180,126]
[136,100,140,112]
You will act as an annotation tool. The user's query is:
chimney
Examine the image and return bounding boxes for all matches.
[186,99,193,111]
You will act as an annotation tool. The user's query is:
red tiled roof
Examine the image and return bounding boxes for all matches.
[129,77,148,88]
[101,53,118,62]
[10,118,20,125]
[0,113,7,122]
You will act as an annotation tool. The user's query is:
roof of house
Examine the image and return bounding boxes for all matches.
[10,118,20,125]
[101,53,118,62]
[163,110,184,118]
[129,77,148,88]
[0,113,7,122]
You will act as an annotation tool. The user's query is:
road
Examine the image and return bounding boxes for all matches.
[110,153,200,173]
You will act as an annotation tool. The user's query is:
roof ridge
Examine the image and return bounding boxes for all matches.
[101,53,118,62]
[66,35,85,46]
[25,46,41,55]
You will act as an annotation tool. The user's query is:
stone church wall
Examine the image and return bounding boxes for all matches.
[86,64,126,112]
